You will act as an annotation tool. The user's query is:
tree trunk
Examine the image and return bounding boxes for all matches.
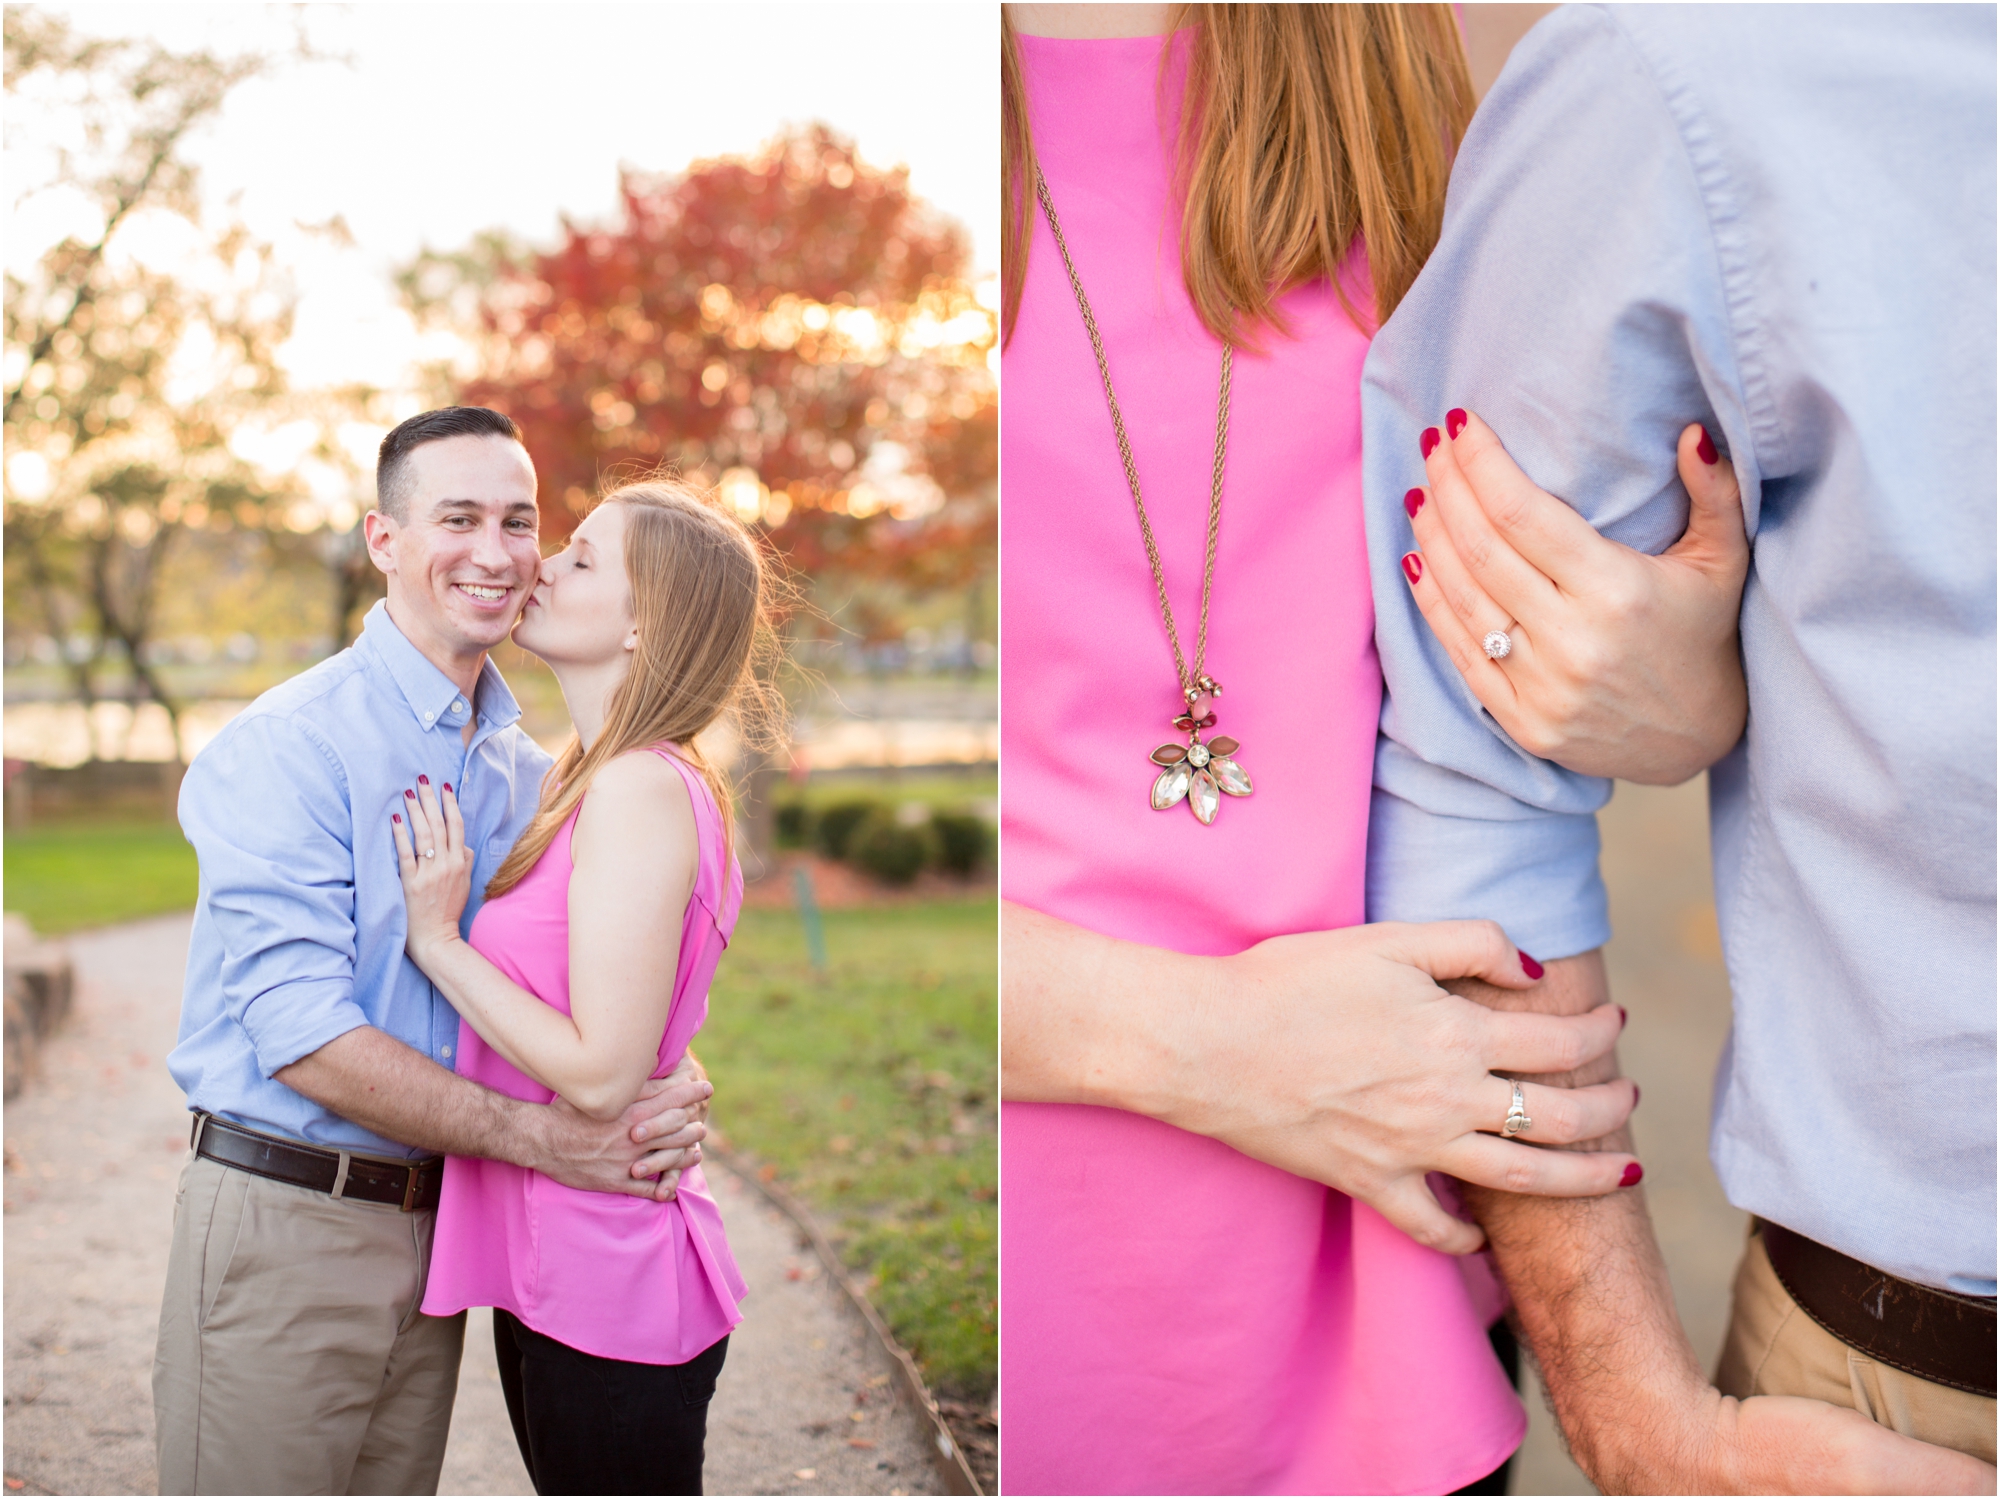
[89,521,187,763]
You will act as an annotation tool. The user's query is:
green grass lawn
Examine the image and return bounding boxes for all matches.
[699,899,996,1401]
[4,818,198,934]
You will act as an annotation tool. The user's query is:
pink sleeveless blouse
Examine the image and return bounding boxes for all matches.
[1000,31,1523,1494]
[422,745,747,1365]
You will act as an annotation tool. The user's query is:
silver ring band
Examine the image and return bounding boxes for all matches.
[1502,1079,1533,1139]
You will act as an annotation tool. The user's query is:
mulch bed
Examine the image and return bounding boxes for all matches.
[741,852,994,911]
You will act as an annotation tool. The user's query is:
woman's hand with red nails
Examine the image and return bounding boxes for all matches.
[1400,409,1750,785]
[391,779,475,965]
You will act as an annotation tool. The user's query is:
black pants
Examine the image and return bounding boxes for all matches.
[1449,1321,1523,1496]
[491,1308,729,1496]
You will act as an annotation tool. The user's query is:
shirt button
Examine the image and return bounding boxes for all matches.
[441,1045,452,1058]
[423,711,435,723]
[453,699,466,714]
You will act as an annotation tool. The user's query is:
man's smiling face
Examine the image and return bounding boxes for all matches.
[365,433,542,675]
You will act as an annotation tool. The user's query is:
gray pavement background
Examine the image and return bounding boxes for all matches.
[2,910,944,1497]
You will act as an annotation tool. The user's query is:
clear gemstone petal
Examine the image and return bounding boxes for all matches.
[1151,763,1191,810]
[1190,769,1220,824]
[1212,757,1252,796]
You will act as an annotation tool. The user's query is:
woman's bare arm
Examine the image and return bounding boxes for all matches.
[1003,898,1643,1252]
[397,759,694,1122]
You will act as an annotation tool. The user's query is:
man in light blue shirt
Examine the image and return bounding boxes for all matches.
[1362,5,1994,1488]
[153,408,708,1494]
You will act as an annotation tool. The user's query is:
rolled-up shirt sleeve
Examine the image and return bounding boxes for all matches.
[1360,4,1760,959]
[179,712,372,1075]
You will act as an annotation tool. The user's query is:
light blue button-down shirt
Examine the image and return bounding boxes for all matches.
[168,601,553,1158]
[1360,5,1994,1292]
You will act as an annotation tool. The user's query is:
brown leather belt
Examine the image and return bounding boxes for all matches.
[1757,1218,1995,1398]
[192,1112,443,1213]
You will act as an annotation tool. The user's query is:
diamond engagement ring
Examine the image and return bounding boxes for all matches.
[424,849,436,859]
[1502,1079,1532,1138]
[1482,630,1514,660]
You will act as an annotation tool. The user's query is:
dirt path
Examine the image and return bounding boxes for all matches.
[2,911,943,1497]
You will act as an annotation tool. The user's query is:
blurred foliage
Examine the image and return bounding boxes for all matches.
[813,796,884,862]
[2,11,379,756]
[3,818,198,933]
[399,124,997,603]
[700,900,996,1398]
[848,812,935,886]
[929,811,993,877]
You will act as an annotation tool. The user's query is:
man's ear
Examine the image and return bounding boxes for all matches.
[362,509,398,577]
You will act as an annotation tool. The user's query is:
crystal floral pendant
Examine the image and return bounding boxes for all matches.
[1149,709,1253,826]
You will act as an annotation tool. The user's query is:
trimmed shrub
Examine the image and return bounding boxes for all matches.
[849,811,934,886]
[931,811,993,876]
[774,800,814,849]
[815,797,885,860]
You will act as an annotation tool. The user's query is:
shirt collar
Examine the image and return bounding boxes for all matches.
[358,600,523,737]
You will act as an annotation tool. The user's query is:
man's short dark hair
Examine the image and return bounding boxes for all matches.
[375,406,525,521]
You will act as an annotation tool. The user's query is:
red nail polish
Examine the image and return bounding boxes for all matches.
[1519,950,1544,980]
[1619,1005,1628,1028]
[1620,1162,1644,1188]
[1446,408,1468,439]
[1404,487,1426,519]
[418,775,429,786]
[405,789,415,799]
[1696,428,1718,465]
[1420,427,1441,458]
[1401,553,1423,585]
[392,813,401,824]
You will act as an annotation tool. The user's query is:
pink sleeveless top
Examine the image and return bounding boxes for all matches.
[422,745,747,1364]
[1000,32,1523,1494]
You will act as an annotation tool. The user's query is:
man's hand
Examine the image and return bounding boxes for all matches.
[627,1053,714,1190]
[278,1026,712,1205]
[1451,957,1996,1495]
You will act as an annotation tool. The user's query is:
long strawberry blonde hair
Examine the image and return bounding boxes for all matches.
[1001,3,1475,344]
[486,478,784,899]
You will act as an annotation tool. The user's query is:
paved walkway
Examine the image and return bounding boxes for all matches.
[2,912,944,1496]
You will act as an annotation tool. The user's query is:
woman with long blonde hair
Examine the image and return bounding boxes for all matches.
[391,477,779,1495]
[998,6,1642,1491]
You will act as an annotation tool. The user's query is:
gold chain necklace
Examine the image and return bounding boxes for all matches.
[1035,168,1253,825]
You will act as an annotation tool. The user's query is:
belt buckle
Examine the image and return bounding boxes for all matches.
[401,1161,421,1213]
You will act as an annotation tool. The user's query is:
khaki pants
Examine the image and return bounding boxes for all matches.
[153,1155,466,1495]
[1716,1224,1997,1464]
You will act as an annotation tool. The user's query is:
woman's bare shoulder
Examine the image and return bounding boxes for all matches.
[576,749,695,834]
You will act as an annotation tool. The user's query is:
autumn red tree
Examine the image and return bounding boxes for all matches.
[403,125,995,590]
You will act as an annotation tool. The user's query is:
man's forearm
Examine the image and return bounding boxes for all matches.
[275,1025,551,1168]
[1449,954,1708,1486]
